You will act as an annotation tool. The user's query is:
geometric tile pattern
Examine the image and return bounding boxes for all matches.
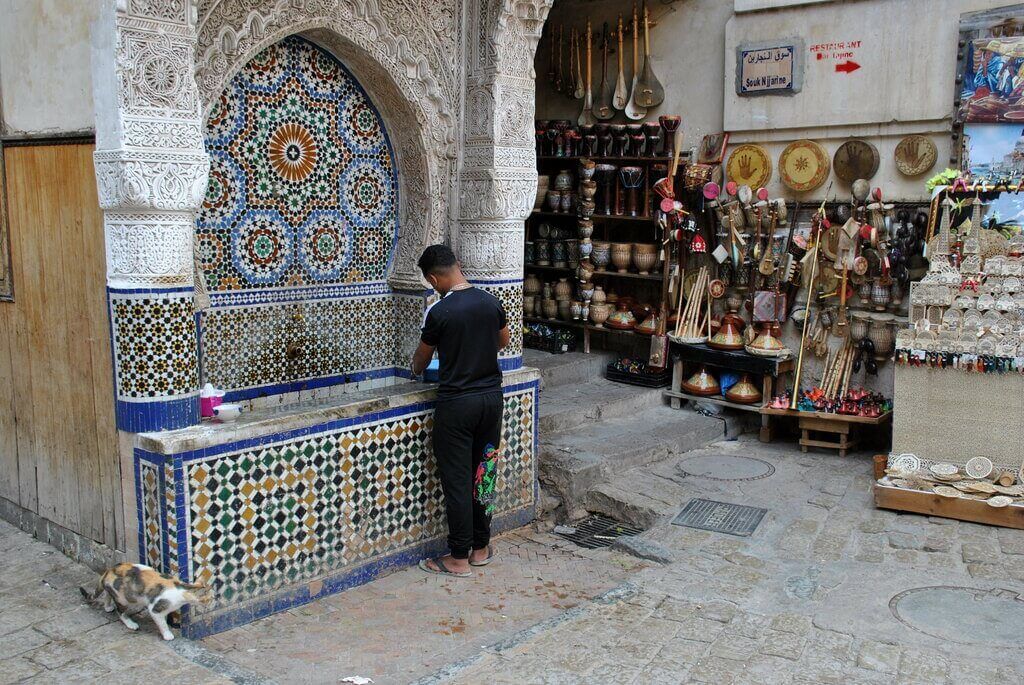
[391,291,429,368]
[135,386,538,611]
[201,295,396,395]
[474,281,524,364]
[196,35,397,292]
[109,290,199,399]
[140,461,163,569]
[194,35,406,400]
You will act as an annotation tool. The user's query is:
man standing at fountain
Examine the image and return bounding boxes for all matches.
[412,244,510,577]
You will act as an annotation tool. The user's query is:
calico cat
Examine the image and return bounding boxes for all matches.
[80,563,210,640]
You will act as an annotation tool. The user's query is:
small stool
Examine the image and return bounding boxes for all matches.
[799,415,858,457]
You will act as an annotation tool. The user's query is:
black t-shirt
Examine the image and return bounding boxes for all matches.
[421,287,507,400]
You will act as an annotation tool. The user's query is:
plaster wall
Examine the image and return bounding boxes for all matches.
[536,0,1016,201]
[0,0,97,136]
[534,0,734,147]
[723,0,1016,201]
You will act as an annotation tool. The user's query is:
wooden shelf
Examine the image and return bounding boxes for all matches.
[759,408,892,424]
[663,390,765,413]
[530,210,658,223]
[874,482,1024,529]
[525,264,664,282]
[538,155,672,163]
[524,316,584,329]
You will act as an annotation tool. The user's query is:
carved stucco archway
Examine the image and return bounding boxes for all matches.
[93,0,549,432]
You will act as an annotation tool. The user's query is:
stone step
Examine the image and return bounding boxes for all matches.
[585,470,689,529]
[538,379,665,434]
[523,349,615,390]
[538,406,725,519]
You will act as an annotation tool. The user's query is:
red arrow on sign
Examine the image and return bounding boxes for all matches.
[835,60,860,74]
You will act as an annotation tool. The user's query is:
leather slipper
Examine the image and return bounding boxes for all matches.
[469,545,496,567]
[418,557,471,577]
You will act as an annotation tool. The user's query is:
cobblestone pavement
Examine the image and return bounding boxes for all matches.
[5,435,1024,684]
[0,519,230,684]
[444,436,1024,684]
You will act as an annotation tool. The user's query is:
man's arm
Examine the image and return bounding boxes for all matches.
[411,341,435,376]
[498,326,510,350]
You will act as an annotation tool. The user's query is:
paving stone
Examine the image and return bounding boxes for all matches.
[697,599,738,624]
[727,612,771,638]
[0,656,43,684]
[611,536,675,564]
[654,637,709,665]
[967,563,1006,579]
[856,640,901,674]
[674,617,727,643]
[709,632,759,661]
[921,535,953,553]
[687,655,746,683]
[898,647,951,684]
[632,660,690,685]
[32,606,110,640]
[887,532,922,550]
[0,627,50,660]
[652,597,700,623]
[768,613,812,636]
[759,630,806,661]
[962,542,1001,564]
[735,654,796,685]
[23,637,91,669]
[996,528,1024,555]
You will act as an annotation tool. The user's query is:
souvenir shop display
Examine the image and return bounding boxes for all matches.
[527,24,687,361]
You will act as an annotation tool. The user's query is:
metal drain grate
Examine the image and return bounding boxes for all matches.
[556,514,644,549]
[671,498,767,537]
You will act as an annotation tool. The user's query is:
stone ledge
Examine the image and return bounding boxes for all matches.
[137,367,540,456]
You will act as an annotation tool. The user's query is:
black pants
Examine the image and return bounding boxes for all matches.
[432,391,503,559]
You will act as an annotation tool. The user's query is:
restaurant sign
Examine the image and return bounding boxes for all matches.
[736,39,804,96]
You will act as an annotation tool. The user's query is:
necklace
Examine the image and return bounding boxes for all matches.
[449,283,473,292]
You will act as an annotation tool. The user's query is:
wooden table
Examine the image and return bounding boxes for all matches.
[666,342,795,442]
[761,408,892,457]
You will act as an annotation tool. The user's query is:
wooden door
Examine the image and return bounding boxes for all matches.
[0,142,122,550]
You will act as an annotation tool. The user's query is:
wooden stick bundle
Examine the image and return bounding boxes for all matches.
[675,266,709,338]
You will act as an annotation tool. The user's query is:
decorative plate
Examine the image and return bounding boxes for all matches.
[987,495,1013,508]
[965,456,994,479]
[894,135,937,176]
[833,140,880,182]
[930,463,959,477]
[709,279,727,299]
[933,485,962,498]
[962,481,998,494]
[779,140,831,192]
[933,472,963,482]
[994,484,1024,496]
[726,145,772,189]
[891,453,921,473]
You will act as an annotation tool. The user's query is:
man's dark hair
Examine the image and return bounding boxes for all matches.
[417,244,458,276]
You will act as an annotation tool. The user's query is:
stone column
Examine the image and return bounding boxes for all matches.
[458,0,551,371]
[92,0,209,431]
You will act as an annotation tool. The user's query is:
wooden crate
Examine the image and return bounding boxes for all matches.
[874,483,1024,529]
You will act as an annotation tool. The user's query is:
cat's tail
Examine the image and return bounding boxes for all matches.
[175,580,206,590]
[79,583,104,602]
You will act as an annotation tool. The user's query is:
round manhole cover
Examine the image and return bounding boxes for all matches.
[677,455,775,481]
[890,586,1024,646]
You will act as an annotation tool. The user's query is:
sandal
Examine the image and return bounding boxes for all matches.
[469,545,496,567]
[418,557,471,578]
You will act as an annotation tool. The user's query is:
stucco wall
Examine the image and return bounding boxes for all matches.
[536,0,1015,201]
[724,0,1016,201]
[0,0,98,136]
[534,0,733,148]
